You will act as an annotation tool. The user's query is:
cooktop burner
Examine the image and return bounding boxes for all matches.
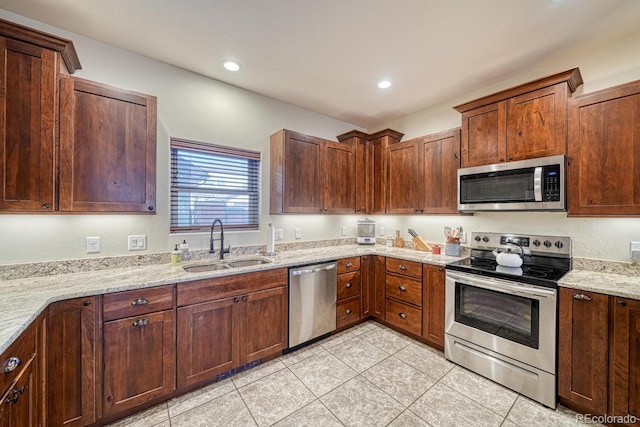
[446,232,572,288]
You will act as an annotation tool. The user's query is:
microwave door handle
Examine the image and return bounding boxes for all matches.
[534,167,543,201]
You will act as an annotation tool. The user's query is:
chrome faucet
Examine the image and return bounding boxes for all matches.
[209,219,230,259]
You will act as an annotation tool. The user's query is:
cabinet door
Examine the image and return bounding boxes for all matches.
[558,288,608,414]
[354,138,369,214]
[58,76,156,213]
[371,256,386,319]
[103,310,175,417]
[461,101,507,168]
[567,82,640,216]
[610,297,640,419]
[387,140,420,214]
[0,37,56,212]
[370,137,388,214]
[0,357,36,427]
[239,287,287,363]
[419,129,461,214]
[422,265,445,350]
[282,131,324,213]
[360,256,371,317]
[324,141,355,213]
[506,84,567,161]
[48,297,99,427]
[177,297,238,388]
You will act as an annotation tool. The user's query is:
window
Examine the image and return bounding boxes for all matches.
[170,138,260,232]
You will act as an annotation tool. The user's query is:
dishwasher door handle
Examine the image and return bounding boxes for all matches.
[291,264,336,276]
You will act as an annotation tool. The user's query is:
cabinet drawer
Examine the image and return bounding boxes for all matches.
[337,257,360,274]
[337,298,361,329]
[386,258,422,279]
[337,271,361,300]
[103,285,174,321]
[177,268,288,306]
[385,298,422,336]
[386,274,422,307]
[0,321,36,394]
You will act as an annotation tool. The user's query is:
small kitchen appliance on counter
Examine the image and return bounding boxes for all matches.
[445,232,572,408]
[357,218,376,245]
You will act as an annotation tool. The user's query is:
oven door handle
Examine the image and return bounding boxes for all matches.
[446,271,555,299]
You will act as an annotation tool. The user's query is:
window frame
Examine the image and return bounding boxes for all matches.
[170,137,261,233]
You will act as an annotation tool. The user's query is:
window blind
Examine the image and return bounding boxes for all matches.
[170,138,260,232]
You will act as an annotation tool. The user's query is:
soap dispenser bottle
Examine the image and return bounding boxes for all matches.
[171,244,181,264]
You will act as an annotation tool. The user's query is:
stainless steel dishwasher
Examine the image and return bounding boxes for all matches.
[288,261,337,348]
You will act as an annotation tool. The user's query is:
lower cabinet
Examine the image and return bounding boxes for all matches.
[384,258,423,336]
[370,256,386,320]
[176,269,288,389]
[422,264,446,350]
[610,297,640,421]
[47,297,99,427]
[336,257,362,329]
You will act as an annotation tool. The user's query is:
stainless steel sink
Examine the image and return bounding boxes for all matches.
[226,258,271,268]
[183,263,230,273]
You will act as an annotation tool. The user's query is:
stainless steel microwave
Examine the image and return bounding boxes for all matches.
[458,155,565,212]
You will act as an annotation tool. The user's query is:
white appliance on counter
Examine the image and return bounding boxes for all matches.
[357,218,376,245]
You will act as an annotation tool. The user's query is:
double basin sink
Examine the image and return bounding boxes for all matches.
[183,257,271,273]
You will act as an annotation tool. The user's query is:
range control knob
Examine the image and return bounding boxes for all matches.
[543,240,552,248]
[532,239,541,247]
[474,236,481,242]
[555,241,564,249]
[482,236,490,243]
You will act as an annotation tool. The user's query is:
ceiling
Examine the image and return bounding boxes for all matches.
[2,0,640,129]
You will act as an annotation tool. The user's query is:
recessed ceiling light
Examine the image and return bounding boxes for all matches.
[223,60,241,72]
[377,80,391,89]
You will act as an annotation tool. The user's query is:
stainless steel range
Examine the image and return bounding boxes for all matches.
[445,232,572,408]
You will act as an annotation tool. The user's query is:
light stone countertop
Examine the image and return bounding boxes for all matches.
[0,244,461,355]
[558,269,640,300]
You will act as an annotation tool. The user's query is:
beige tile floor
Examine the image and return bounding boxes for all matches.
[107,321,599,427]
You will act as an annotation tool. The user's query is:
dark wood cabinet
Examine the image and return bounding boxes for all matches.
[422,264,445,350]
[360,256,372,318]
[455,68,582,168]
[47,297,100,427]
[419,129,461,214]
[387,140,420,214]
[102,285,175,417]
[58,76,157,213]
[176,269,287,388]
[558,288,609,414]
[567,80,640,216]
[336,257,362,329]
[371,255,386,320]
[610,297,640,420]
[271,129,355,214]
[384,258,423,336]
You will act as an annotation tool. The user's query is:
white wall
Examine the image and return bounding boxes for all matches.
[1,10,639,265]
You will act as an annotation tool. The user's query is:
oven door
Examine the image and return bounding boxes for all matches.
[445,270,557,373]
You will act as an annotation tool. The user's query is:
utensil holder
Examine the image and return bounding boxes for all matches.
[445,237,461,256]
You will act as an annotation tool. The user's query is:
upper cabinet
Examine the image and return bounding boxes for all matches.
[0,19,158,214]
[0,19,80,212]
[270,129,356,214]
[567,80,640,216]
[59,76,157,213]
[454,68,583,168]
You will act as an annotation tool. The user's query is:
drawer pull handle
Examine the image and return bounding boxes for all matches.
[399,265,407,270]
[132,297,149,306]
[83,300,92,306]
[346,283,352,288]
[572,293,592,301]
[618,300,627,306]
[132,318,150,327]
[346,262,353,268]
[399,313,407,319]
[4,357,20,373]
[346,309,352,315]
[399,285,407,292]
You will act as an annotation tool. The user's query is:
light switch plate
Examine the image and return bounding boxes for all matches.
[341,226,347,236]
[295,228,302,239]
[128,235,147,251]
[274,229,284,241]
[379,226,385,236]
[631,241,640,260]
[86,236,100,254]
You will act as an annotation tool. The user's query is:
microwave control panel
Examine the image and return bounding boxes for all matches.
[542,165,561,201]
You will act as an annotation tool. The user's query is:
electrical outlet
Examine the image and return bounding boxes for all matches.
[86,236,100,254]
[295,228,302,239]
[274,229,284,241]
[631,241,640,260]
[341,226,347,236]
[128,235,147,251]
[379,226,385,236]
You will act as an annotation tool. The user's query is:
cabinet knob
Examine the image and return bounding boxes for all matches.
[148,206,154,211]
[346,283,352,288]
[572,293,593,301]
[399,265,407,270]
[131,297,149,306]
[618,300,627,306]
[132,318,150,327]
[242,296,248,302]
[346,262,353,268]
[399,313,407,319]
[399,285,407,292]
[3,356,21,373]
[346,309,352,315]
[41,204,50,209]
[234,297,240,303]
[83,301,91,306]
[106,395,113,403]
[498,158,505,162]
